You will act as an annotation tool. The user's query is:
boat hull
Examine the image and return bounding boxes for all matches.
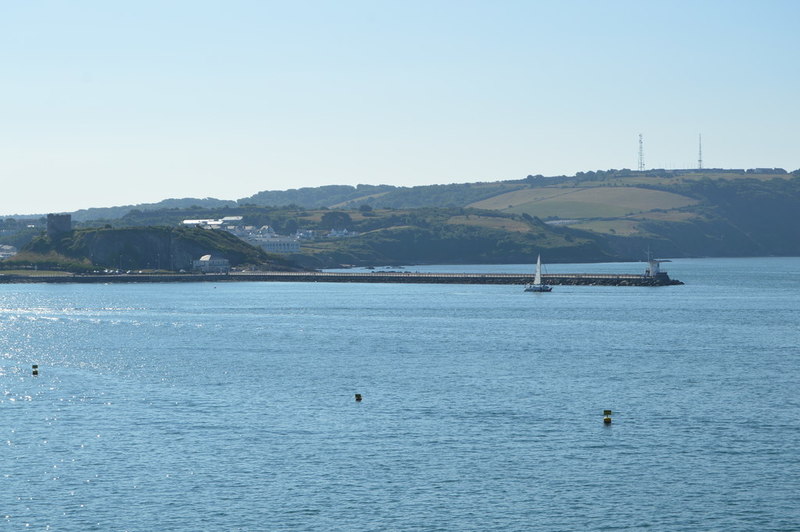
[524,284,552,292]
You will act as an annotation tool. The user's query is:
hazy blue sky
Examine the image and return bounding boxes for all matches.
[1,1,798,215]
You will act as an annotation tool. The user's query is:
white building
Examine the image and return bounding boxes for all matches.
[182,216,243,229]
[328,228,358,238]
[0,244,17,259]
[260,239,300,253]
[192,254,230,273]
[239,226,301,254]
[182,220,301,255]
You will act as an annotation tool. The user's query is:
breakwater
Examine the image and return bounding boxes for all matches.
[0,271,683,286]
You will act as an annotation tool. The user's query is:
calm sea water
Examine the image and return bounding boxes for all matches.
[2,258,799,531]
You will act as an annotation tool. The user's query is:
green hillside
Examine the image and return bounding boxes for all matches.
[276,169,800,264]
[3,226,298,272]
[4,167,799,269]
[290,217,614,268]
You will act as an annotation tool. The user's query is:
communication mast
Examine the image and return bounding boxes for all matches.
[638,134,645,171]
[698,134,703,169]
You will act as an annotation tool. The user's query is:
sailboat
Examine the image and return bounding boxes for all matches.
[524,254,552,292]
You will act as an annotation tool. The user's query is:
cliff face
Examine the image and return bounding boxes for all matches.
[20,226,296,271]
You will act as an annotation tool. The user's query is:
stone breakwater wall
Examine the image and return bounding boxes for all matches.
[1,271,683,286]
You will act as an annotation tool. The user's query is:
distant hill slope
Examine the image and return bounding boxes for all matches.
[70,198,236,222]
[62,168,796,221]
[4,226,299,272]
[6,167,797,269]
[241,184,396,209]
[635,175,800,256]
[273,207,623,268]
[273,170,800,264]
[238,182,529,209]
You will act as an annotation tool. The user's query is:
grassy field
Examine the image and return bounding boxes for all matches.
[471,186,698,219]
[467,187,576,210]
[445,215,532,232]
[329,192,391,209]
[563,208,700,236]
[565,219,645,236]
[299,209,407,223]
[627,210,698,222]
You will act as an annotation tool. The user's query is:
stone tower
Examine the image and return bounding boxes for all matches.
[46,213,72,238]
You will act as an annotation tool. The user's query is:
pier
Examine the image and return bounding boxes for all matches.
[0,270,683,286]
[230,271,682,286]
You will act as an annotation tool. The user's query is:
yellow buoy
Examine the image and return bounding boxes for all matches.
[603,409,612,424]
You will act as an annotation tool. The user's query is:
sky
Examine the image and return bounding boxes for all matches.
[1,0,798,215]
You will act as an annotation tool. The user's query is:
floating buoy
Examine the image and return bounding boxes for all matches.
[32,364,39,376]
[603,409,612,424]
[354,393,362,402]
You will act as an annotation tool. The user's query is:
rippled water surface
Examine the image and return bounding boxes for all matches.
[2,258,799,530]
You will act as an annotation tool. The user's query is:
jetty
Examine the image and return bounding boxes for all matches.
[0,265,683,286]
[226,271,681,286]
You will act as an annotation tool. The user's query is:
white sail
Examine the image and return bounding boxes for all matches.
[524,254,552,292]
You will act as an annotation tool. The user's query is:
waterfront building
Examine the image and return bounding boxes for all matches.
[259,239,300,253]
[0,244,17,259]
[192,254,230,273]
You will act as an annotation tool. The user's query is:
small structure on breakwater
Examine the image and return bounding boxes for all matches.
[644,258,673,282]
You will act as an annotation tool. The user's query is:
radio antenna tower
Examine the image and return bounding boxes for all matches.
[698,134,703,169]
[638,133,645,171]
